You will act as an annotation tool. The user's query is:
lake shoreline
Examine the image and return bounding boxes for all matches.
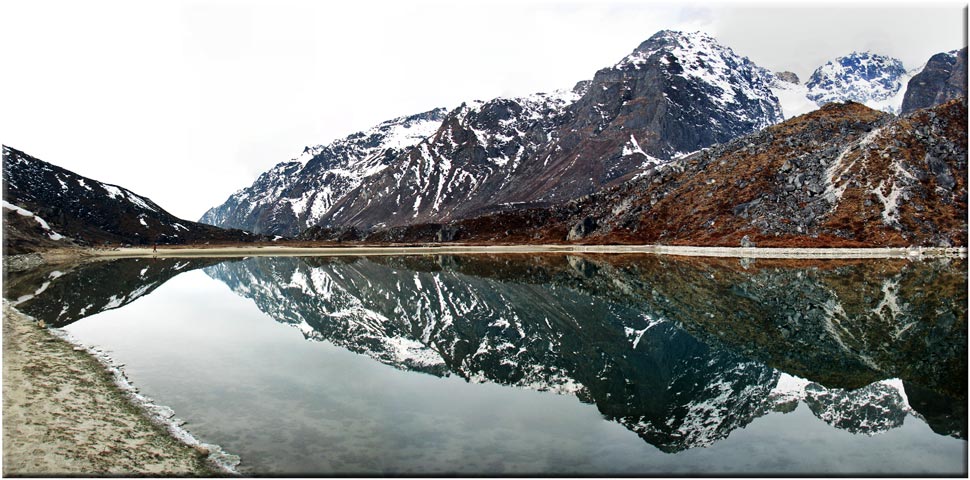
[2,247,965,475]
[1,301,237,476]
[88,243,968,259]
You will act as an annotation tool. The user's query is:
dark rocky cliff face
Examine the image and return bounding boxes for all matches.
[2,146,258,249]
[901,47,968,115]
[774,71,800,85]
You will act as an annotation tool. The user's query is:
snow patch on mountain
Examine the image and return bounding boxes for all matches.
[621,134,665,169]
[2,200,65,240]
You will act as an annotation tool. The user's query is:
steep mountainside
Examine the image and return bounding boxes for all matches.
[204,30,783,235]
[199,108,447,236]
[805,52,913,114]
[340,98,966,248]
[2,146,258,250]
[318,30,782,232]
[901,48,968,114]
[319,90,586,230]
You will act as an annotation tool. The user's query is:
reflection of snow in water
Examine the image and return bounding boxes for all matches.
[772,373,914,436]
[17,254,964,475]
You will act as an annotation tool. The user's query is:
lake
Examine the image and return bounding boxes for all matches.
[5,254,967,476]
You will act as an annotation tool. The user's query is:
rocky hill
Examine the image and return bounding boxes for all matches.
[2,146,259,252]
[901,47,968,114]
[336,98,966,248]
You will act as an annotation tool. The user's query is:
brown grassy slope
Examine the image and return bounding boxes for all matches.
[425,99,967,247]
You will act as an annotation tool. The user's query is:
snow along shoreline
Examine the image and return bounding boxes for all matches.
[88,244,967,260]
[2,301,239,476]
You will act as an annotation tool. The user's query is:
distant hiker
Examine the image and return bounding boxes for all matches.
[153,242,157,253]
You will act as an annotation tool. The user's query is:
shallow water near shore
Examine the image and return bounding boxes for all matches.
[5,254,967,475]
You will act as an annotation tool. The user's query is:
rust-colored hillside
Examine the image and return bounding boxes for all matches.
[345,99,967,248]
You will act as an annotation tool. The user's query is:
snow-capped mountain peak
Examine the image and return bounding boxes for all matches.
[615,30,782,130]
[199,107,448,236]
[805,51,911,114]
[294,30,789,235]
[617,30,721,68]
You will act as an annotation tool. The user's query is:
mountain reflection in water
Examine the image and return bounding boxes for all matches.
[7,254,967,452]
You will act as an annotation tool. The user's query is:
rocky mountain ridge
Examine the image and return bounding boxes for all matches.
[343,98,966,248]
[203,34,964,240]
[2,146,259,252]
[203,30,786,235]
[198,108,448,236]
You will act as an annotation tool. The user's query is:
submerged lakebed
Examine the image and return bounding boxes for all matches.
[5,254,967,476]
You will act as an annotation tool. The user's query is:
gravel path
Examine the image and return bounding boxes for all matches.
[90,244,967,259]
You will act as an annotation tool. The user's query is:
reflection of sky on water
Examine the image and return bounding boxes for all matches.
[57,265,967,476]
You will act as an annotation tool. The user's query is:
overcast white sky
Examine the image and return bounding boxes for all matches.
[1,0,965,220]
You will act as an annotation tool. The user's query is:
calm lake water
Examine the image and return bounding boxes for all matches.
[5,254,967,476]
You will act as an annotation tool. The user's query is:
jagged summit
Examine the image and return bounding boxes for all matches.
[293,145,324,165]
[621,30,721,62]
[774,71,800,85]
[806,51,911,113]
[613,30,781,128]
